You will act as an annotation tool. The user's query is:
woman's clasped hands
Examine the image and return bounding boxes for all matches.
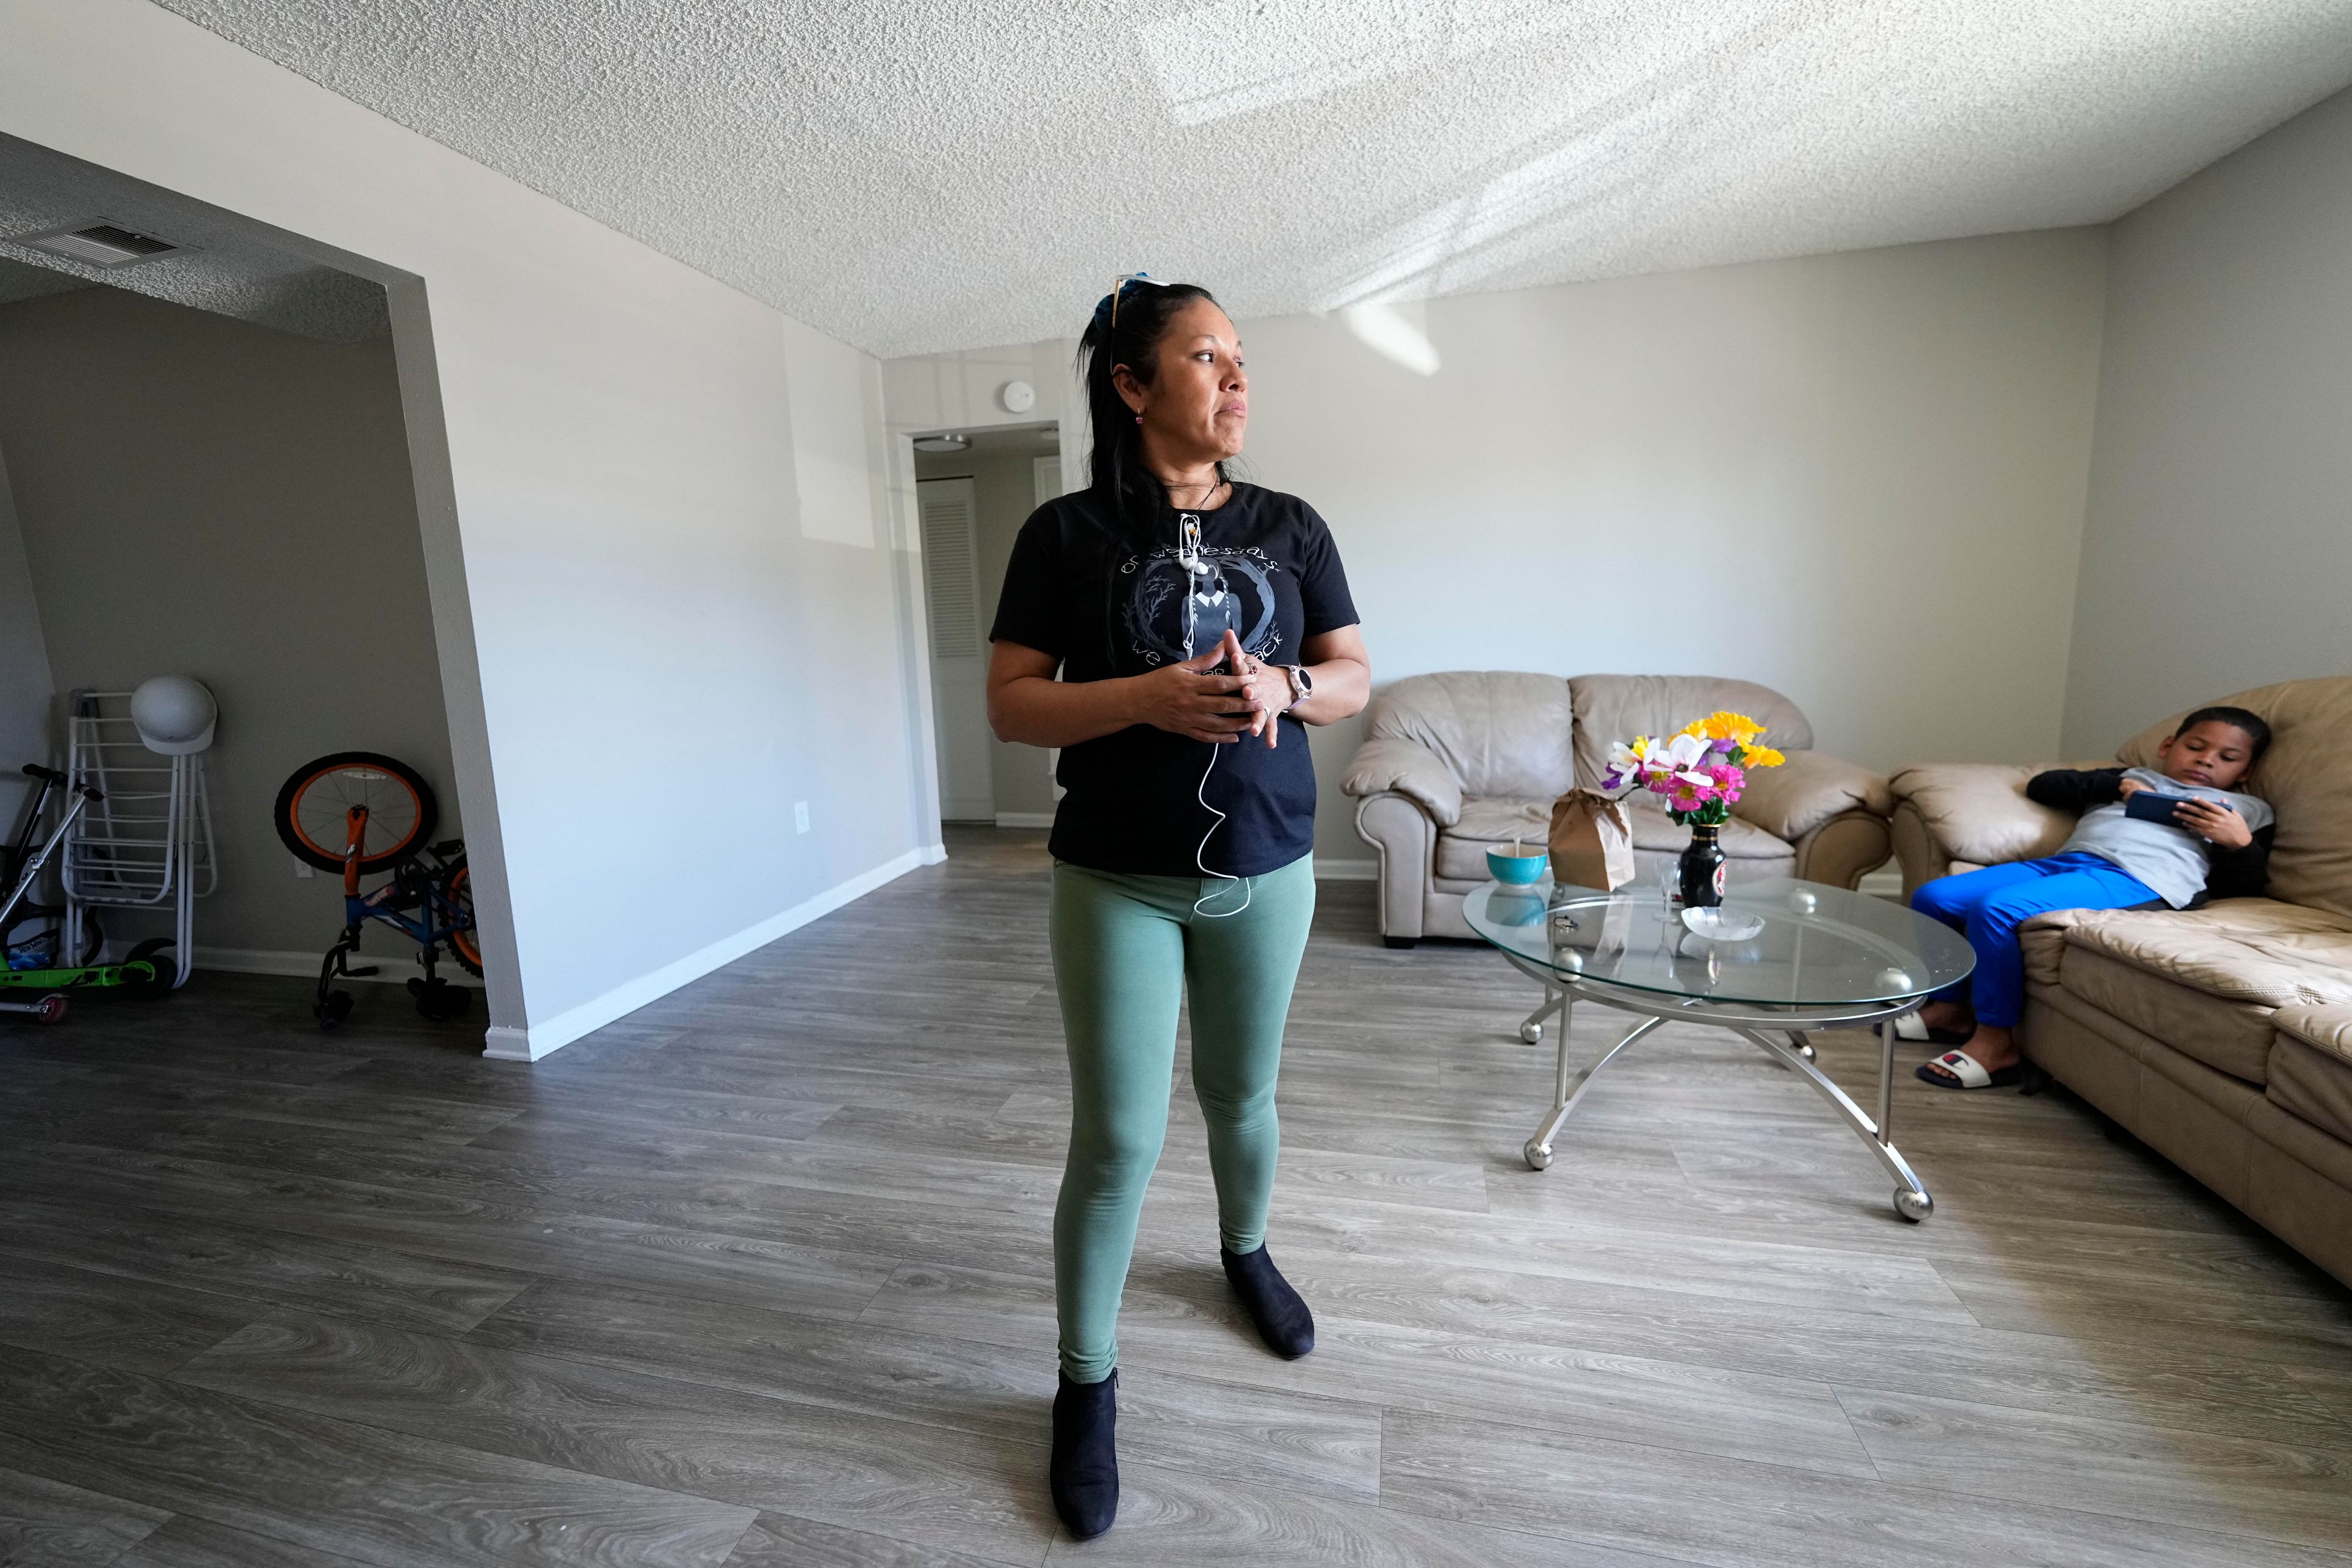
[1134,627,1285,748]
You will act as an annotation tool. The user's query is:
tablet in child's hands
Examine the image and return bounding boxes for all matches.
[2125,790,2198,824]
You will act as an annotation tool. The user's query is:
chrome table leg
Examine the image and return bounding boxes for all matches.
[1517,987,1556,1045]
[1736,1027,1933,1221]
[1878,1016,1897,1148]
[1525,1013,1664,1171]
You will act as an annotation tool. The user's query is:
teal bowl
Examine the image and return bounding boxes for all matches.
[1487,846,1548,886]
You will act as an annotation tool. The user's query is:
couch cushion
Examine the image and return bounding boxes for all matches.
[2057,946,2278,1084]
[1623,797,1794,860]
[1367,673,1575,801]
[1432,796,1554,880]
[2116,676,2352,921]
[2030,899,2352,1009]
[2267,1005,2352,1145]
[1432,794,1795,881]
[1567,675,1812,791]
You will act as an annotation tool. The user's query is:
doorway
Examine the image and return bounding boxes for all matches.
[911,423,1061,827]
[0,130,500,1030]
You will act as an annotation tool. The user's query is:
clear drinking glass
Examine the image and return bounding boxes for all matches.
[1656,858,1681,910]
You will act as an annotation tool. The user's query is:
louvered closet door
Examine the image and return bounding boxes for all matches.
[916,478,995,823]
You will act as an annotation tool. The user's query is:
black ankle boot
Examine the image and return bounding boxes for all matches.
[1049,1369,1118,1539]
[1222,1244,1314,1359]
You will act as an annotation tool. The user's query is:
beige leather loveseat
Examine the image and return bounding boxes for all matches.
[1342,672,1894,945]
[1887,677,2352,1286]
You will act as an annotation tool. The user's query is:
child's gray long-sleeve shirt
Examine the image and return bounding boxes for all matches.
[2029,766,2274,908]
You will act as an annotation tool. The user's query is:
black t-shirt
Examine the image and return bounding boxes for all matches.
[989,482,1359,877]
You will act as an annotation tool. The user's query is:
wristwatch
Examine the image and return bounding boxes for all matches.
[1283,665,1314,709]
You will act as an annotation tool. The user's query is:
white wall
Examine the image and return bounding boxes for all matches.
[0,437,55,845]
[892,231,2109,871]
[0,284,455,962]
[2062,86,2352,753]
[3,0,927,1057]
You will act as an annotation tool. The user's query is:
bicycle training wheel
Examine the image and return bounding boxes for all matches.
[274,752,439,873]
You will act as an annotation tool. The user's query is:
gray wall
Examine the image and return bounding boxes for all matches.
[0,285,455,960]
[12,0,932,1057]
[894,229,2111,873]
[0,439,55,845]
[2062,85,2352,753]
[914,440,1056,820]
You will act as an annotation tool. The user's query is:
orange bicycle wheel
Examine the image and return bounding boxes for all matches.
[273,752,438,873]
[442,861,483,976]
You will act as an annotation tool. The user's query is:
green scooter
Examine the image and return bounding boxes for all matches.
[1,764,170,1023]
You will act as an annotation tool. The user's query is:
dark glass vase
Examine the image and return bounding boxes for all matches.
[1678,824,1726,908]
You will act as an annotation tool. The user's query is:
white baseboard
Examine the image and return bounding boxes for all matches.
[992,812,1055,829]
[1315,860,1379,881]
[481,847,930,1063]
[916,840,949,865]
[481,1025,532,1059]
[194,945,486,987]
[1858,867,1905,900]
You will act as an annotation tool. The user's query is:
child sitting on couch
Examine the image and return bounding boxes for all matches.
[1910,706,2277,1089]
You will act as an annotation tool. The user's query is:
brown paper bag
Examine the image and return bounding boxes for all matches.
[1548,789,1635,893]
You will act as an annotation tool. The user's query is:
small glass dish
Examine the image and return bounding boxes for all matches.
[1680,907,1765,941]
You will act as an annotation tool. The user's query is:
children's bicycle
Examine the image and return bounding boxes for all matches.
[274,752,481,1027]
[2,764,173,1023]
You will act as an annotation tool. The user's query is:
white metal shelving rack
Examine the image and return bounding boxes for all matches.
[62,689,216,987]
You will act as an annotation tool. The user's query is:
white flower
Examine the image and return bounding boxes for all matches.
[1662,733,1711,769]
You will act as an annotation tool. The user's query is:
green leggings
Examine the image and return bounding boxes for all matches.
[1049,855,1316,1384]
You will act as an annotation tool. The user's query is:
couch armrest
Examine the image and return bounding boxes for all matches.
[1885,763,2076,869]
[1354,793,1435,940]
[1340,736,1463,829]
[1730,750,1893,843]
[1788,809,1892,891]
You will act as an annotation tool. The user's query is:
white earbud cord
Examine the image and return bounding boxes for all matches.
[1180,507,1251,919]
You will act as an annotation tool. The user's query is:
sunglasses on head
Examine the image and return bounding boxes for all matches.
[1100,272,1167,331]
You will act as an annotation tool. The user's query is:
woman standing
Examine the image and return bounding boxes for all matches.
[987,278,1370,1539]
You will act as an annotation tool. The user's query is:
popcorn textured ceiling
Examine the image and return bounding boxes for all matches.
[0,134,390,341]
[148,0,2352,358]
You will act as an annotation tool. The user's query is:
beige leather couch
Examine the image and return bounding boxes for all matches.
[1342,672,1894,945]
[1887,677,2352,1287]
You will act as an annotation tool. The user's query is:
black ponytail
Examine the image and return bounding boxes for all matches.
[1076,279,1227,533]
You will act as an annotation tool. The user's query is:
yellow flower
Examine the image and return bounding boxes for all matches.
[1679,710,1765,745]
[1741,744,1786,769]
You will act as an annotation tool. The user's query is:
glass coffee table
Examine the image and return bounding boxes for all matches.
[1464,876,1974,1222]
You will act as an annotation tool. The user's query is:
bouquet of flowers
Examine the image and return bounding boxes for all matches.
[1600,710,1786,826]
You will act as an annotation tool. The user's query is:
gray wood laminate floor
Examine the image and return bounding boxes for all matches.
[4,825,2351,1567]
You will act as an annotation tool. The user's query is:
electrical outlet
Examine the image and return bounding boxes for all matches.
[295,861,314,880]
[793,801,811,834]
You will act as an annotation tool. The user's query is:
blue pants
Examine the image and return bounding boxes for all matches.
[1910,853,2159,1028]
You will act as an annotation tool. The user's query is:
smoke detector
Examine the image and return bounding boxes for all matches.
[913,433,970,454]
[10,219,185,269]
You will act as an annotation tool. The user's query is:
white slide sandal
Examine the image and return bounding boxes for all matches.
[1915,1049,2022,1090]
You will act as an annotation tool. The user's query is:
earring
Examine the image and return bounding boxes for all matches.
[1134,413,1142,424]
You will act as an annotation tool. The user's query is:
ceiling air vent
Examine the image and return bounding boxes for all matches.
[13,221,183,268]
